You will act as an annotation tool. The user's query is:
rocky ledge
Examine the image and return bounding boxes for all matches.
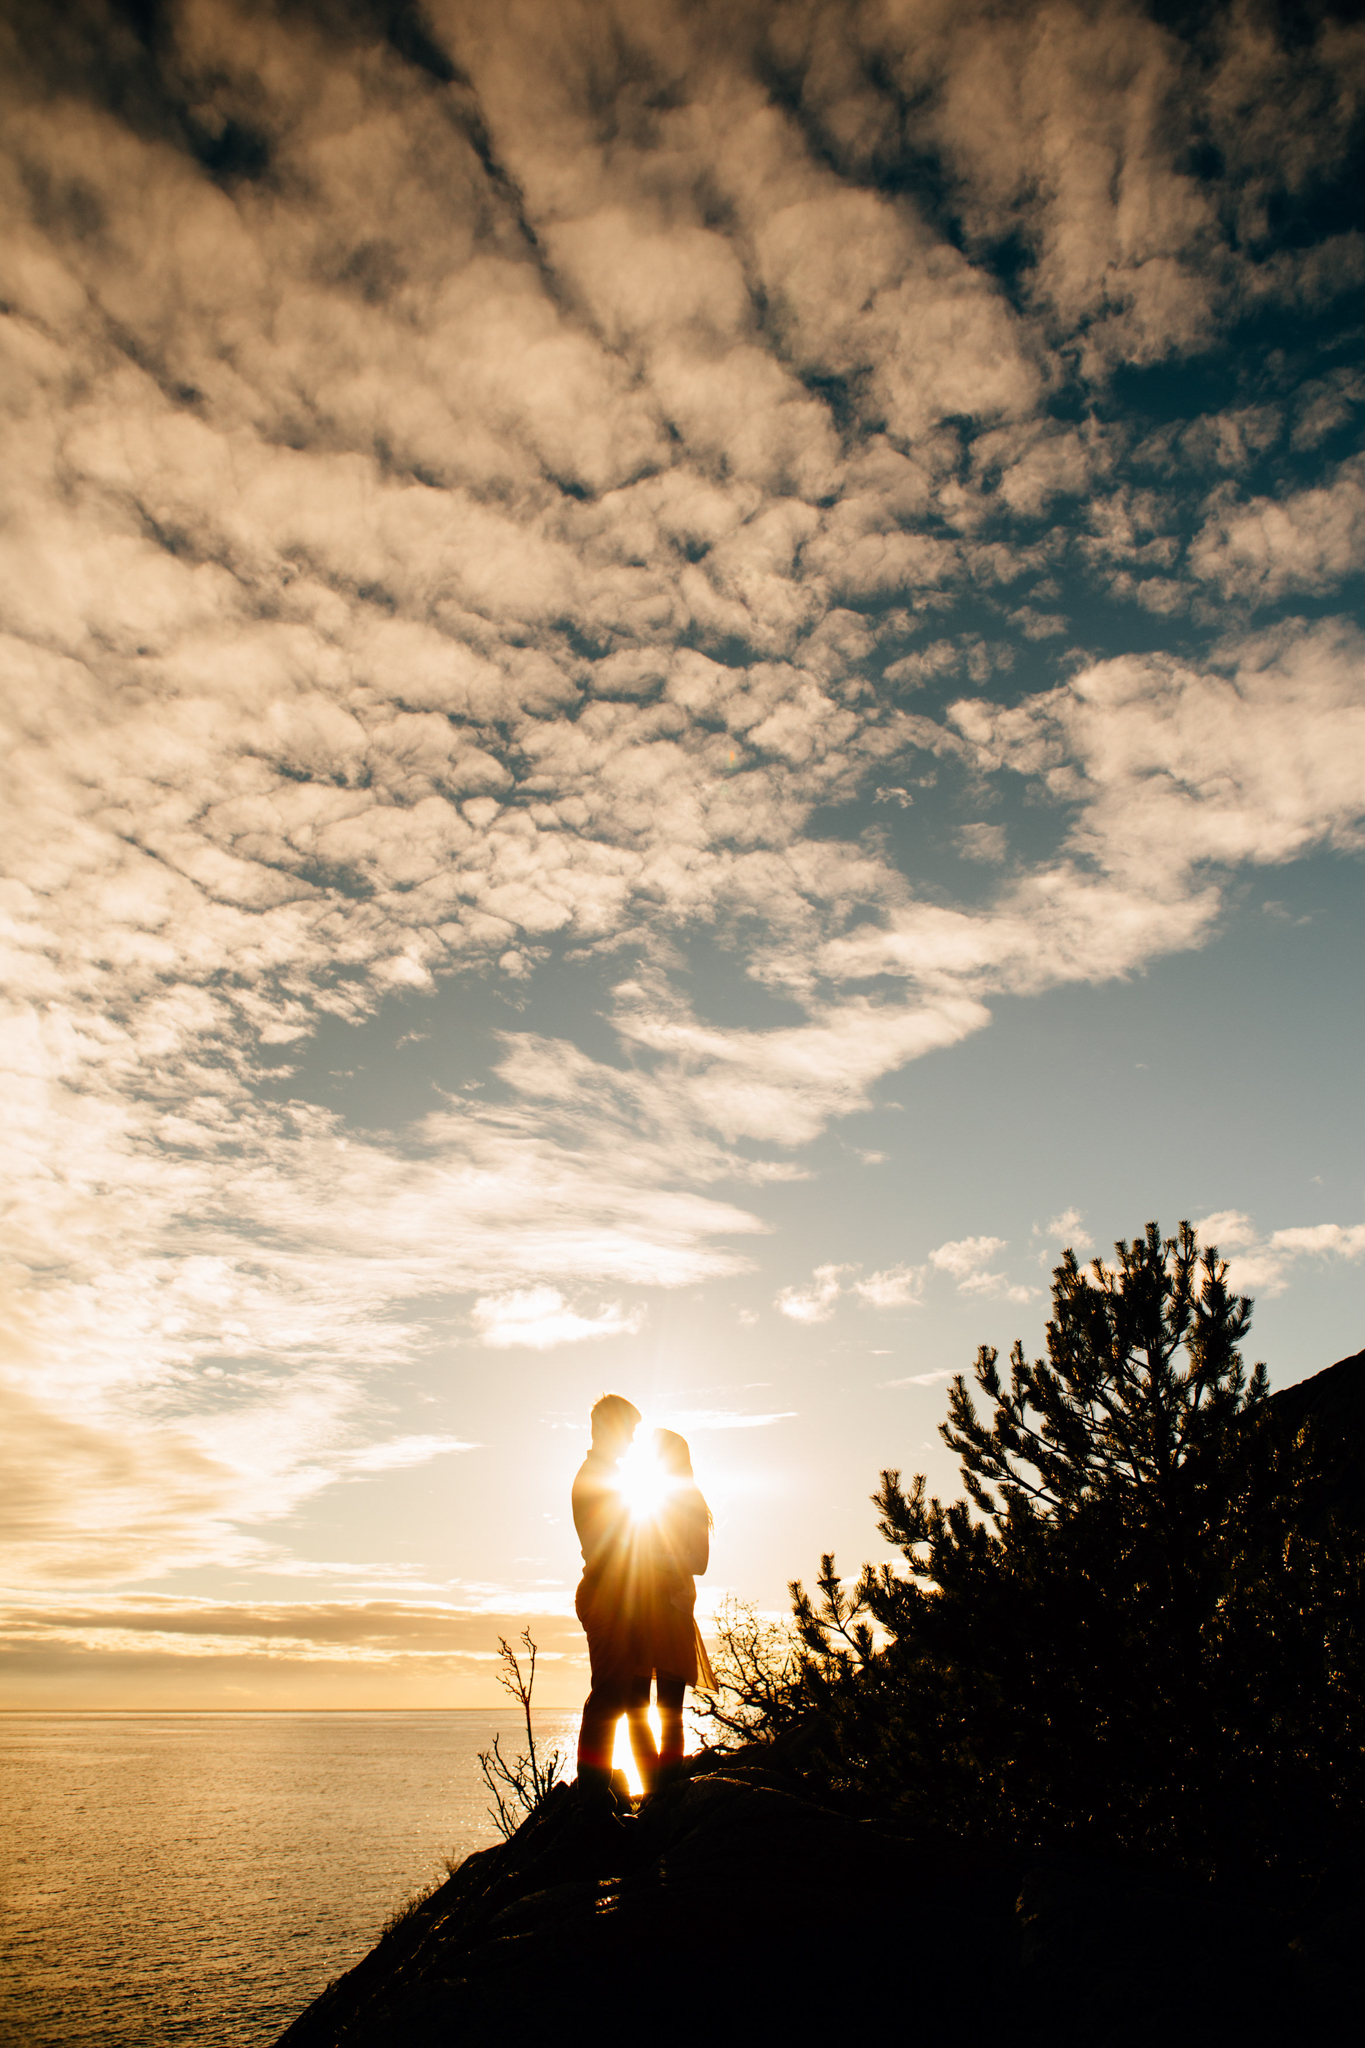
[276,1746,1361,2048]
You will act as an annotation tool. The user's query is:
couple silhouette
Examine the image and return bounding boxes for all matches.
[572,1393,714,1801]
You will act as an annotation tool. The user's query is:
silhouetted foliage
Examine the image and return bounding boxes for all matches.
[760,1223,1365,1875]
[477,1630,568,1840]
[693,1596,804,1744]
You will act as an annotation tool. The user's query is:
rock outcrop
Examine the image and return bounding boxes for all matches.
[276,1750,1359,2048]
[276,1758,957,2047]
[1270,1345,1365,1531]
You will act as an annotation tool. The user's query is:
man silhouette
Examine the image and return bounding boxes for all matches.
[572,1392,658,1800]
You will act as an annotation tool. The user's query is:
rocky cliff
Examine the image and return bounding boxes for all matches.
[275,1750,1359,2047]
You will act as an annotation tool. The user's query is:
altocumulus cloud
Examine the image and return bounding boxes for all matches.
[1196,1211,1365,1298]
[471,1289,645,1350]
[1,0,1364,1594]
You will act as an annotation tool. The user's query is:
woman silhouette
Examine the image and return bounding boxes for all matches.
[640,1429,714,1778]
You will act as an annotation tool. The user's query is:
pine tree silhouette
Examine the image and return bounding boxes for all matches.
[779,1222,1364,1873]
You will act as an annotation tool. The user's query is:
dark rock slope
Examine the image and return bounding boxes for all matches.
[1270,1345,1365,1530]
[277,1760,962,2048]
[276,1751,1358,2048]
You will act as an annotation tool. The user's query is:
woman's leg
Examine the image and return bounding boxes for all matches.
[625,1672,658,1790]
[656,1672,686,1769]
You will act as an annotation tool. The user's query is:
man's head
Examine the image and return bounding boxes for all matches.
[590,1392,641,1460]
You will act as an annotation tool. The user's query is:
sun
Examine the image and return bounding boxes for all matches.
[616,1437,669,1522]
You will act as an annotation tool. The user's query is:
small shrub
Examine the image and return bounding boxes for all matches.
[378,1878,440,1942]
[478,1628,569,1839]
[692,1596,804,1745]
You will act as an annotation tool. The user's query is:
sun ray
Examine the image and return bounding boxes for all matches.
[615,1436,671,1522]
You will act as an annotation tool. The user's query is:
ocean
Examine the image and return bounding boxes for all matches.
[0,1710,585,2048]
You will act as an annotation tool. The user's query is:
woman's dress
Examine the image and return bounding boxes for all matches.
[641,1485,710,1684]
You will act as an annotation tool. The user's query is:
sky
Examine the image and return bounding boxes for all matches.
[2,0,1364,1711]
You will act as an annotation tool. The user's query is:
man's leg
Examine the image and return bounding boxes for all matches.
[577,1675,627,1772]
[656,1672,686,1770]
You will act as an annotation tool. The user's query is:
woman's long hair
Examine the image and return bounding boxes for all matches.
[654,1429,713,1529]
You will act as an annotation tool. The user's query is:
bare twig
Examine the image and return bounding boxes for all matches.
[477,1628,569,1838]
[691,1596,803,1744]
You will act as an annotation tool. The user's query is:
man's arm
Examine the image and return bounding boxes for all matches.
[573,1465,623,1568]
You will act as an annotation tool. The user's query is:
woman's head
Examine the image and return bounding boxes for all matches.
[653,1428,694,1478]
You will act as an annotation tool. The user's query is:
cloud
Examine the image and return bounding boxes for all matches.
[929,1236,1007,1278]
[775,1265,846,1324]
[609,989,992,1147]
[881,1369,956,1389]
[0,1037,769,1580]
[776,1258,926,1318]
[1040,1207,1094,1250]
[958,1274,1036,1304]
[337,1434,478,1474]
[0,1593,594,1705]
[1191,1209,1260,1250]
[470,1289,645,1350]
[822,619,1365,1006]
[1191,457,1365,601]
[927,1234,1032,1303]
[1009,606,1069,639]
[956,822,1008,864]
[0,1595,541,1655]
[854,1265,925,1309]
[0,1357,484,1586]
[2,0,1363,1597]
[658,1409,796,1432]
[1194,1211,1365,1297]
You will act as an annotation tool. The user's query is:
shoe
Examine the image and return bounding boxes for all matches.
[641,1759,688,1801]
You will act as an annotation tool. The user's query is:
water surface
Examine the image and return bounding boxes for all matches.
[0,1710,579,2048]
